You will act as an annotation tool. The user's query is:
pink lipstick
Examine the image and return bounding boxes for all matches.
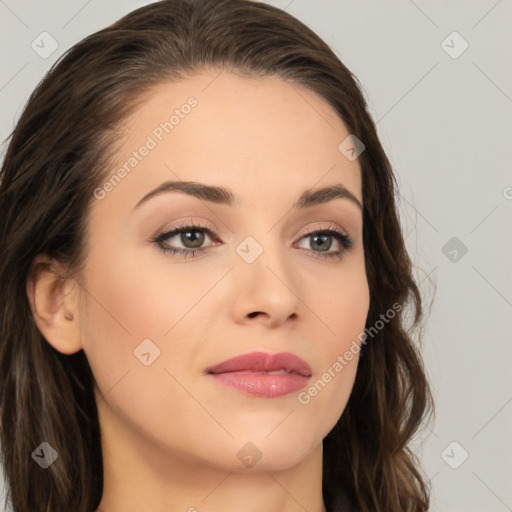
[205,351,312,398]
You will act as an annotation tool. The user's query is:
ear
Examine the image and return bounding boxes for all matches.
[26,254,83,355]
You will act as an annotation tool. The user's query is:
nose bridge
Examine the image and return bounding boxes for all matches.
[233,201,287,260]
[235,222,288,277]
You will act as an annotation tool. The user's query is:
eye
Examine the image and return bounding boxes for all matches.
[152,222,353,260]
[295,227,353,260]
[152,221,216,258]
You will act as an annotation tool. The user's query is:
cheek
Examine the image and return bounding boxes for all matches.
[310,250,370,349]
[81,236,211,339]
[78,243,195,393]
[79,249,211,452]
[296,255,369,428]
[79,236,232,428]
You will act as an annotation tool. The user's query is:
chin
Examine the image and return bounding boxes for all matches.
[199,429,321,473]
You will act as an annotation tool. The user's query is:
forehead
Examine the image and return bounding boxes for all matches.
[95,71,363,213]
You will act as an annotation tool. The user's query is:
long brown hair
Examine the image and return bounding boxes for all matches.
[0,1,434,510]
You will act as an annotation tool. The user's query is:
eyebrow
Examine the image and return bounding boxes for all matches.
[132,180,363,212]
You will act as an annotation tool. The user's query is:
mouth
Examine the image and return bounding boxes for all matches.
[205,351,312,398]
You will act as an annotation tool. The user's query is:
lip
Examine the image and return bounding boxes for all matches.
[205,351,312,398]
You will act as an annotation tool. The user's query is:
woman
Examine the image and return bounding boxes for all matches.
[0,0,434,511]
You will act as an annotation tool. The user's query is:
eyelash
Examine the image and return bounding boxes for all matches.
[152,221,353,261]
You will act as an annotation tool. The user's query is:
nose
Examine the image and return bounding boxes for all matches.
[229,240,301,329]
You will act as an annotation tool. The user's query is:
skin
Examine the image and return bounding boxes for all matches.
[27,71,370,512]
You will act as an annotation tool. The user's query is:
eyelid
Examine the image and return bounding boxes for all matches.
[155,219,349,240]
[297,223,349,238]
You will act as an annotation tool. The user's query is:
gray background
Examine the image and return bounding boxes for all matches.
[1,1,511,511]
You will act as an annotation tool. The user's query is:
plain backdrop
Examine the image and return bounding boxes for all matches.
[1,1,511,511]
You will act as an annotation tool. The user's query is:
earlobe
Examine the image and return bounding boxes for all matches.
[26,255,83,355]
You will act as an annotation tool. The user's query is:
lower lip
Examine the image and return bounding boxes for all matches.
[208,372,310,398]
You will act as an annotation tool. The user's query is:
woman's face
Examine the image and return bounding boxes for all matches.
[79,71,369,471]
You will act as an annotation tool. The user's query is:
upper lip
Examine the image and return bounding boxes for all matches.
[206,351,312,378]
